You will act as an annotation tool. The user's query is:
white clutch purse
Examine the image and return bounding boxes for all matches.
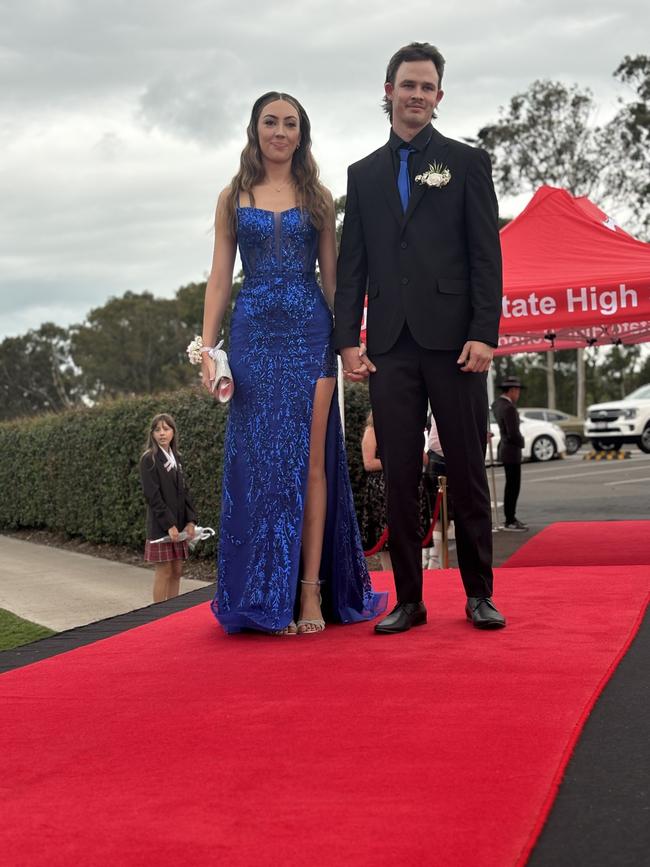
[186,337,235,404]
[207,342,235,404]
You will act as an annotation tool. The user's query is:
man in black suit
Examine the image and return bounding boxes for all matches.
[492,376,529,532]
[334,42,505,631]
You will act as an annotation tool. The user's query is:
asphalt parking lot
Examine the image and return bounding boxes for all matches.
[490,449,650,526]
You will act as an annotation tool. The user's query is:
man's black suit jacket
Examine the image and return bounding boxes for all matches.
[334,126,502,355]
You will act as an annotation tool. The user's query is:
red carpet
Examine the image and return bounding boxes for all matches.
[1,566,648,867]
[502,520,650,568]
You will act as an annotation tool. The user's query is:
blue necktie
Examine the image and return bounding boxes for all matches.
[397,146,413,212]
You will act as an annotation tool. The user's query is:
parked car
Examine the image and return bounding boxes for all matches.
[584,384,650,453]
[487,412,566,463]
[519,407,585,455]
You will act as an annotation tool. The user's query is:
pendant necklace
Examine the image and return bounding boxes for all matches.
[270,179,292,193]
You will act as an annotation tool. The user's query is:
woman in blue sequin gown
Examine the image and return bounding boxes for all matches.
[200,92,387,634]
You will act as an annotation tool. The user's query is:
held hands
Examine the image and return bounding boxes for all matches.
[168,525,180,542]
[341,343,376,381]
[457,340,494,373]
[183,523,196,541]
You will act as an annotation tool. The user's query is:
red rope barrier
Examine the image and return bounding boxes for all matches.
[363,526,390,557]
[363,490,442,556]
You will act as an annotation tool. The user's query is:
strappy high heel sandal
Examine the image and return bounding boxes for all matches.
[297,579,325,635]
[272,621,298,636]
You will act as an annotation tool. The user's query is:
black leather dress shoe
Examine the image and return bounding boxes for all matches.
[375,602,427,634]
[465,597,506,629]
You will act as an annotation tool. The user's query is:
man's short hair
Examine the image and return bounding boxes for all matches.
[383,42,446,121]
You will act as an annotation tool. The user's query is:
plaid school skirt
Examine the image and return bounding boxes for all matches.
[144,540,189,563]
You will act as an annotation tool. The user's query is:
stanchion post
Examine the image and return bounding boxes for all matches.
[486,433,502,531]
[486,368,502,532]
[438,474,449,569]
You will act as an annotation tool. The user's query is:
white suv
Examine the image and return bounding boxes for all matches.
[584,384,650,453]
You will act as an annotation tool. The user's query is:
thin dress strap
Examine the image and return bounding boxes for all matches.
[234,189,242,237]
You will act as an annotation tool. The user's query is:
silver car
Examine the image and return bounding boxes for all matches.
[519,407,584,455]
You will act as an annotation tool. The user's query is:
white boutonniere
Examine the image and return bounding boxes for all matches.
[415,162,451,188]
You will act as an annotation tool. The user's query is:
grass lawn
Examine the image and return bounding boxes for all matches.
[0,608,56,651]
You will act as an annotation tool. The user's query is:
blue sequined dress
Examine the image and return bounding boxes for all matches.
[211,206,388,633]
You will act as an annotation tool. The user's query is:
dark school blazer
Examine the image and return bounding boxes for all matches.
[139,448,198,540]
[334,126,502,355]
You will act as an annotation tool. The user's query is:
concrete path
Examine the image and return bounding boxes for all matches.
[0,536,208,632]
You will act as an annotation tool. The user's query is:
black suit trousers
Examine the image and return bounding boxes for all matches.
[368,326,494,601]
[503,462,522,524]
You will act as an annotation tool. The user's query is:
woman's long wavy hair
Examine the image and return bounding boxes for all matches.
[141,413,179,468]
[224,91,331,236]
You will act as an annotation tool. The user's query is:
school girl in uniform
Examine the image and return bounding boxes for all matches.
[139,413,197,602]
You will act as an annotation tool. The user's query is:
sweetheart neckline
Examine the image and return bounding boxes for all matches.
[237,205,301,216]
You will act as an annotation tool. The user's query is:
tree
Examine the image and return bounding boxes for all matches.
[69,277,246,400]
[70,291,194,399]
[584,343,646,405]
[492,350,581,413]
[476,79,602,199]
[634,353,650,390]
[175,281,207,336]
[0,323,80,421]
[475,57,650,236]
[598,344,642,399]
[475,58,650,416]
[601,55,650,237]
[176,275,243,346]
[475,80,603,416]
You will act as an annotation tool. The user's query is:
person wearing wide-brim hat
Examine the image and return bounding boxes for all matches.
[497,376,526,391]
[492,376,528,531]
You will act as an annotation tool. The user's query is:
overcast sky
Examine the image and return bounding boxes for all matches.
[1,0,648,340]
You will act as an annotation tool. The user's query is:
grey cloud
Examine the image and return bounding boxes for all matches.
[138,58,250,144]
[2,1,647,136]
[1,0,649,340]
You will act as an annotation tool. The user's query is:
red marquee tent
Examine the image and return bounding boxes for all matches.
[496,186,650,355]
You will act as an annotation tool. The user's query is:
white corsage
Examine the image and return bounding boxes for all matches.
[186,335,205,365]
[415,162,451,188]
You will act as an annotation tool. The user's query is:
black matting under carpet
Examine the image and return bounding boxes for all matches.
[0,583,215,674]
[528,607,649,867]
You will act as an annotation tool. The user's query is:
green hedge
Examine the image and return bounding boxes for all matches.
[0,388,227,555]
[0,383,371,557]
